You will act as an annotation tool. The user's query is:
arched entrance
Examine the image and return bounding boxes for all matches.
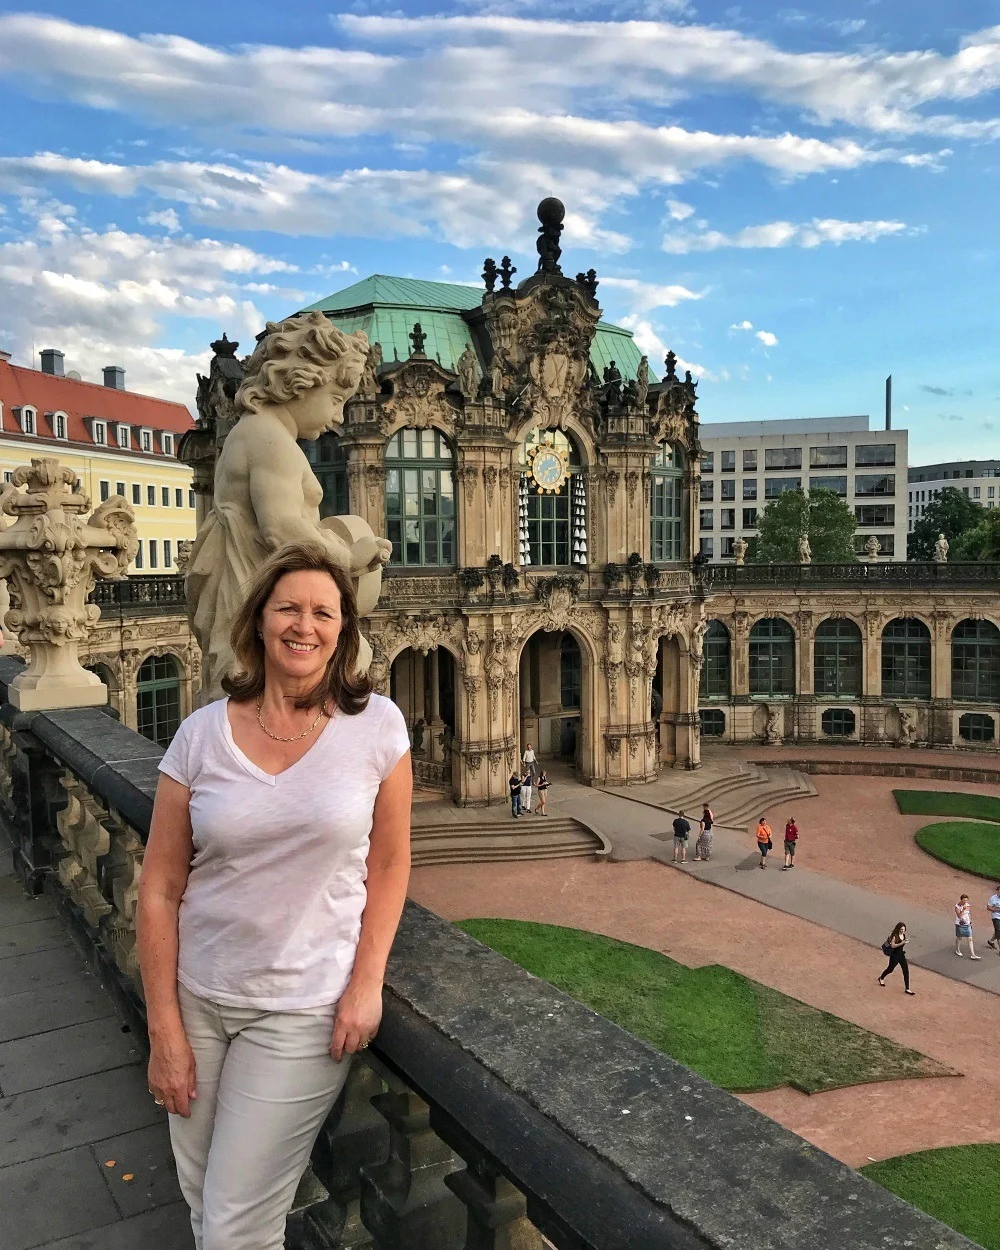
[517,628,593,777]
[389,646,457,793]
[85,662,121,718]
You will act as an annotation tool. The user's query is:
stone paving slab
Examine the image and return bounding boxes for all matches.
[0,1015,142,1096]
[0,1146,120,1250]
[41,1203,194,1250]
[91,1123,184,1219]
[0,977,115,1045]
[0,944,95,997]
[0,915,71,959]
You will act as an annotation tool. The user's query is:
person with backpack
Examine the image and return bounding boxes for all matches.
[782,817,798,870]
[756,816,772,869]
[694,804,714,861]
[878,922,915,993]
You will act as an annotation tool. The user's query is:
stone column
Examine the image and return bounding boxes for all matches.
[863,613,882,700]
[427,648,445,763]
[0,458,137,711]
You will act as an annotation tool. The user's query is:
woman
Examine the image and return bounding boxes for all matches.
[954,894,982,959]
[536,770,550,816]
[136,541,412,1250]
[756,816,772,869]
[782,816,798,870]
[694,804,714,861]
[878,922,916,994]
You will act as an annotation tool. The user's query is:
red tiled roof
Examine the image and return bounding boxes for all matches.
[0,359,194,453]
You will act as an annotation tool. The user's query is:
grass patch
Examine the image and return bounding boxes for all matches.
[458,919,949,1094]
[862,1144,1000,1250]
[915,821,1000,880]
[894,790,1000,822]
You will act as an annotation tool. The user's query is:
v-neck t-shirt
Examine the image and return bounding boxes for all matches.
[158,694,410,1010]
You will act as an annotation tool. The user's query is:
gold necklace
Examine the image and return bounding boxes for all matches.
[255,697,328,743]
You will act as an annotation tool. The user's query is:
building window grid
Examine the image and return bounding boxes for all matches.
[164,539,172,569]
[149,540,158,569]
[951,619,1000,702]
[700,509,714,530]
[814,619,862,697]
[959,713,995,743]
[821,708,856,736]
[743,450,758,471]
[132,483,141,506]
[650,444,683,562]
[809,446,848,469]
[92,421,106,446]
[385,428,456,567]
[175,487,184,508]
[881,619,931,699]
[720,479,735,501]
[743,479,758,500]
[855,474,895,497]
[764,448,802,470]
[147,485,156,506]
[765,477,801,499]
[136,655,181,748]
[749,618,795,696]
[809,476,847,496]
[700,708,726,737]
[700,621,730,698]
[700,480,714,502]
[162,486,170,507]
[99,481,110,502]
[856,445,896,467]
[54,414,66,439]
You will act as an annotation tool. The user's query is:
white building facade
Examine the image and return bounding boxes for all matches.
[907,460,1000,532]
[696,416,908,562]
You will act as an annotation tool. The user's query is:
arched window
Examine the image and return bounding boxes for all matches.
[304,433,349,518]
[699,620,730,698]
[881,618,931,699]
[700,708,726,737]
[136,654,181,747]
[518,428,585,567]
[749,618,795,696]
[650,442,683,562]
[385,428,456,567]
[814,619,862,698]
[952,619,1000,702]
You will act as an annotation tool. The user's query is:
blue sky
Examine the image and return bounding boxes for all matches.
[1,1,999,462]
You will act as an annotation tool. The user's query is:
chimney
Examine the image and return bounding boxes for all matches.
[885,375,892,431]
[103,365,126,391]
[40,349,65,376]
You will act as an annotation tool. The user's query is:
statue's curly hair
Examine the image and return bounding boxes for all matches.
[236,312,369,416]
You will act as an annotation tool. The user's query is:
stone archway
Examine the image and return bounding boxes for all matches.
[389,645,457,794]
[516,626,595,781]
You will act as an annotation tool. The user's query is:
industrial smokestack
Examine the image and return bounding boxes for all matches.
[885,375,892,430]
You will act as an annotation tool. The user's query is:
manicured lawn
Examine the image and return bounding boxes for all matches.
[457,919,949,1094]
[862,1145,1000,1250]
[914,821,1000,880]
[894,790,1000,822]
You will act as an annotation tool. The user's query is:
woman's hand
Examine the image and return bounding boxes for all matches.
[147,1028,197,1118]
[331,978,383,1063]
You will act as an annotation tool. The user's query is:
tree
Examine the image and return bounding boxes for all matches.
[751,488,857,564]
[951,508,1000,561]
[907,487,984,560]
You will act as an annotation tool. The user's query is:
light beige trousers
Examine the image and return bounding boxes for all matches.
[169,982,352,1250]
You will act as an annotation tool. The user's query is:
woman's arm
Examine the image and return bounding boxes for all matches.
[331,752,412,1062]
[136,774,197,1116]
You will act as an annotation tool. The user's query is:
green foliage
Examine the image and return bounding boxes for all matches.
[907,486,984,560]
[894,790,1000,821]
[862,1145,1000,1250]
[951,508,1000,561]
[457,919,947,1093]
[914,820,1000,878]
[750,488,857,564]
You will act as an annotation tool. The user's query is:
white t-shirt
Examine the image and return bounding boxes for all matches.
[158,694,410,1010]
[988,894,1000,920]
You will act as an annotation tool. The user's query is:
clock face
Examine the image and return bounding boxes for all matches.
[531,448,567,492]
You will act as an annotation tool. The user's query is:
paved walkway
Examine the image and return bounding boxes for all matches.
[0,873,192,1250]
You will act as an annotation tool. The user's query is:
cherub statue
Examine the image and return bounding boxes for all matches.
[187,312,391,700]
[797,533,811,565]
[864,535,880,560]
[765,708,782,745]
[456,343,481,401]
[933,532,949,563]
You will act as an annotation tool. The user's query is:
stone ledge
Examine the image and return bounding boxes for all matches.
[751,756,1000,783]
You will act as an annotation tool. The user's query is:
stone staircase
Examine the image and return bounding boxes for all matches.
[601,763,817,831]
[411,815,610,866]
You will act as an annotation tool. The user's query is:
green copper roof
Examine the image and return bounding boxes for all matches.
[299,275,655,380]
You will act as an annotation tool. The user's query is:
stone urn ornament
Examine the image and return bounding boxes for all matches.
[0,458,137,710]
[733,536,748,566]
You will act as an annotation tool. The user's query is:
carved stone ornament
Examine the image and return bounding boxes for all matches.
[358,341,383,398]
[459,464,479,505]
[456,343,482,402]
[366,463,387,509]
[0,458,138,711]
[536,574,582,632]
[174,539,194,575]
[382,359,454,433]
[483,465,498,507]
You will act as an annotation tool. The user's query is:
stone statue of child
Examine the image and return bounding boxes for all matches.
[187,312,391,700]
[797,533,811,565]
[933,532,949,563]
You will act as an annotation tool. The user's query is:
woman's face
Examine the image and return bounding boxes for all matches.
[259,570,343,685]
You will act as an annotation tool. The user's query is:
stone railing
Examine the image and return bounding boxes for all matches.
[0,653,976,1250]
[700,561,1000,590]
[90,574,188,614]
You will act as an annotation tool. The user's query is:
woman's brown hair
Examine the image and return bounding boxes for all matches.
[887,922,906,944]
[222,540,372,715]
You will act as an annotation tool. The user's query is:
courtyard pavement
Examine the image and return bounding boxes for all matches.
[0,872,193,1250]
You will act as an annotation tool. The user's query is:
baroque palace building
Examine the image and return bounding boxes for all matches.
[182,200,999,805]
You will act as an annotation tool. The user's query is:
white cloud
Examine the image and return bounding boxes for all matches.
[599,276,702,312]
[664,217,917,252]
[0,202,303,405]
[755,329,778,347]
[666,198,695,221]
[618,315,711,379]
[729,319,754,331]
[141,207,181,233]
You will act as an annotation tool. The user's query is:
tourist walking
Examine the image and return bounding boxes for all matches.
[878,922,915,993]
[672,810,691,864]
[536,770,550,815]
[522,743,537,779]
[509,771,523,818]
[756,816,772,869]
[954,894,982,959]
[694,804,714,861]
[520,770,534,815]
[782,817,798,870]
[136,542,413,1250]
[986,884,1000,952]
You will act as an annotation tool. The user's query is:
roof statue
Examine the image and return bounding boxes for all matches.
[636,356,649,408]
[575,269,599,298]
[409,322,428,357]
[482,257,499,293]
[535,197,565,274]
[456,343,481,402]
[664,350,678,382]
[186,312,391,701]
[499,256,517,290]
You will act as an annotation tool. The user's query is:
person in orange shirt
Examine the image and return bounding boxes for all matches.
[756,816,772,869]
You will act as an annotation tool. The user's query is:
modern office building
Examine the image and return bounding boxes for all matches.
[0,349,197,571]
[907,460,1000,531]
[696,416,908,561]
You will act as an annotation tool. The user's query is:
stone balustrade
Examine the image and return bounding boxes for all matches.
[0,652,976,1250]
[700,560,1000,589]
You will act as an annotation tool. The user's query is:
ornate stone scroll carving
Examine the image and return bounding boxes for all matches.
[0,458,137,710]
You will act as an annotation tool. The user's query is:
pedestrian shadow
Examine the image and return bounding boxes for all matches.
[735,853,764,872]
